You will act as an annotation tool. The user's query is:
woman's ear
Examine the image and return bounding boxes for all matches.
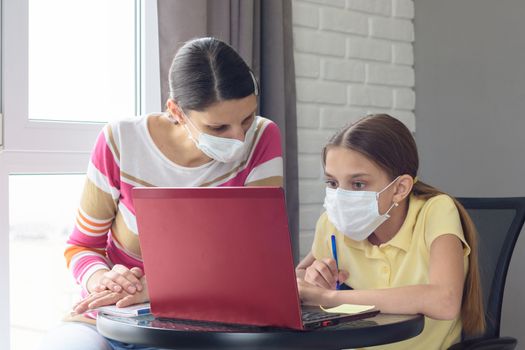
[392,174,414,204]
[166,99,185,124]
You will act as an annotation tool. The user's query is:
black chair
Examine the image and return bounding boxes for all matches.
[448,197,525,350]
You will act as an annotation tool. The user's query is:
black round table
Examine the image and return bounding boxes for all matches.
[97,313,424,349]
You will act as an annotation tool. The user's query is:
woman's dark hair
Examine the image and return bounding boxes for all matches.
[168,37,257,111]
[322,114,485,335]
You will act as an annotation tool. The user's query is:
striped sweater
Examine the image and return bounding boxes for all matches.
[65,115,283,291]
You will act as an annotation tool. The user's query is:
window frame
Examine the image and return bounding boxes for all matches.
[0,0,160,348]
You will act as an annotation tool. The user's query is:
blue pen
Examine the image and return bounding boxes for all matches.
[330,234,341,290]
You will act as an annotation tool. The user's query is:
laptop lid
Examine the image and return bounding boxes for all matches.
[132,186,304,330]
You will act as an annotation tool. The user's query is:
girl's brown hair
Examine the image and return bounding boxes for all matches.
[322,114,485,335]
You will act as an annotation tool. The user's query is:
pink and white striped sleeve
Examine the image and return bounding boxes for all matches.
[65,125,120,290]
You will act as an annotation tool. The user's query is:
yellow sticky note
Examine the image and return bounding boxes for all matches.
[320,304,375,314]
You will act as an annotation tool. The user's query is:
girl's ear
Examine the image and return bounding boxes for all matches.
[166,99,185,124]
[392,174,414,204]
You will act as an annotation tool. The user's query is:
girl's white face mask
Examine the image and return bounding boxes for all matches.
[183,113,257,163]
[323,177,399,241]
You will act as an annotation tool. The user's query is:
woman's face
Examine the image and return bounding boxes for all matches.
[182,94,257,141]
[324,146,397,214]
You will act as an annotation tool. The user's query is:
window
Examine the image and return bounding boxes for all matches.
[28,0,136,122]
[9,174,84,350]
[0,1,160,349]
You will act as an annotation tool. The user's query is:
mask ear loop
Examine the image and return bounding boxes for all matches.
[376,176,401,216]
[383,201,399,217]
[376,176,401,198]
[178,108,202,143]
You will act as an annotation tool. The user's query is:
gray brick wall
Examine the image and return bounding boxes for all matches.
[292,0,416,257]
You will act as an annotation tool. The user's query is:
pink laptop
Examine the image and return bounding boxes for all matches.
[132,187,378,330]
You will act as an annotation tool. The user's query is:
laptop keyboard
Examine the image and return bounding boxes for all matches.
[301,310,342,322]
[156,318,268,332]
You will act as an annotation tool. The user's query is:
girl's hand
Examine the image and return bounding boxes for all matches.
[73,276,149,315]
[90,265,144,294]
[297,278,336,306]
[304,258,349,289]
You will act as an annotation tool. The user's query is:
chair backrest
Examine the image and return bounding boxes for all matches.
[457,197,525,340]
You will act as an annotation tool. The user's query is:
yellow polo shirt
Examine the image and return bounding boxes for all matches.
[312,194,470,350]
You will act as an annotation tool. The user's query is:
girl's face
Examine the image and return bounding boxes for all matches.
[324,146,398,215]
[171,94,258,141]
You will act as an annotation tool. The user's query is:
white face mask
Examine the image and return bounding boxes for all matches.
[182,113,257,163]
[323,177,400,241]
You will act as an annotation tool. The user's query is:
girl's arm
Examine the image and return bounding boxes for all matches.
[299,234,465,320]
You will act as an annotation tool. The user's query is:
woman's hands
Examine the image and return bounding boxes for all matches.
[76,264,147,315]
[73,275,149,315]
[304,258,349,290]
[87,265,144,294]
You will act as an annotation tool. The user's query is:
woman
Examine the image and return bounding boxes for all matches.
[296,114,484,349]
[38,37,283,350]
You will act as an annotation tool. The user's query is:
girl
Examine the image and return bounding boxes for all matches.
[296,114,484,349]
[37,37,283,350]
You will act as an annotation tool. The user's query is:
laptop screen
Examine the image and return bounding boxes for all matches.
[132,186,304,329]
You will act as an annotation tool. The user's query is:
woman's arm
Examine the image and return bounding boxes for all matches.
[244,120,283,187]
[299,234,465,320]
[65,128,119,291]
[66,126,144,295]
[245,176,283,187]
